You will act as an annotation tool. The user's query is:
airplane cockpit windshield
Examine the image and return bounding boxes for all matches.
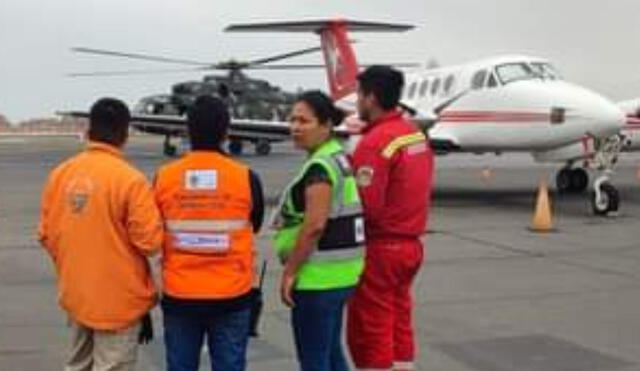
[529,62,561,80]
[495,61,561,84]
[495,63,538,84]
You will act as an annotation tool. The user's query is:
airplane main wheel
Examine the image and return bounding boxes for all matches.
[591,182,619,216]
[228,140,244,156]
[255,140,271,156]
[569,168,589,193]
[556,168,572,193]
[556,168,589,193]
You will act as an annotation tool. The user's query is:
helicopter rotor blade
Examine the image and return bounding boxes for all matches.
[71,47,213,67]
[66,67,209,77]
[247,46,323,66]
[244,64,326,70]
[244,62,420,70]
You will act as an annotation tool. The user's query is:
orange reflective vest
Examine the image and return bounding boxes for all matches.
[154,151,254,299]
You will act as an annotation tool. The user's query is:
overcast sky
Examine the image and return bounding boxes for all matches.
[1,0,639,122]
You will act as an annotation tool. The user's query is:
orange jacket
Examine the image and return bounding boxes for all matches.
[154,151,254,300]
[38,142,163,330]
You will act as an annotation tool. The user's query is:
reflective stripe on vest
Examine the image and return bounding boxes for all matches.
[166,219,250,254]
[381,132,427,159]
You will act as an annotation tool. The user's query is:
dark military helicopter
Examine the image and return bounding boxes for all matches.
[69,46,324,156]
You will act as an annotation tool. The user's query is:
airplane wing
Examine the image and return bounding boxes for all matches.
[58,111,292,142]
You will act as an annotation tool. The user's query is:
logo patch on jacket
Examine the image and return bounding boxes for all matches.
[185,170,217,190]
[356,166,374,187]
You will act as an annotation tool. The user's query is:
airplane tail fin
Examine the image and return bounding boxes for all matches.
[226,20,413,101]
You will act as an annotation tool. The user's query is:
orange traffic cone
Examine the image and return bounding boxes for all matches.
[530,179,555,232]
[636,169,640,182]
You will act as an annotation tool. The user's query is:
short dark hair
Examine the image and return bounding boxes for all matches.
[357,65,404,110]
[187,95,230,150]
[295,90,345,127]
[88,98,130,146]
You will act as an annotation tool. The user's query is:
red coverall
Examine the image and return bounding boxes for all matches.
[347,110,434,370]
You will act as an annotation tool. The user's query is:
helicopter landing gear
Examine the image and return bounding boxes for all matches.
[163,136,177,157]
[255,139,271,156]
[228,139,244,156]
[555,165,588,193]
[589,134,625,216]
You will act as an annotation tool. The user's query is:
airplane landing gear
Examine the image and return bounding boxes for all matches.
[556,166,588,193]
[255,139,271,156]
[589,134,625,216]
[591,177,619,216]
[163,136,177,157]
[228,139,244,156]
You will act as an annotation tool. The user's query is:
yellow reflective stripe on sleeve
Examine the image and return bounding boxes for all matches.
[166,219,249,232]
[381,132,426,159]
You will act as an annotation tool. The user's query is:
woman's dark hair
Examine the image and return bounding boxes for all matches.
[295,90,345,127]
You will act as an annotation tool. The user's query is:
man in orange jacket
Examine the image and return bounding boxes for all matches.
[38,97,163,370]
[154,95,264,371]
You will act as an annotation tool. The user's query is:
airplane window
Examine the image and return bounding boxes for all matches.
[487,73,498,88]
[408,82,417,100]
[431,78,441,96]
[495,63,537,84]
[419,79,429,97]
[443,75,455,94]
[471,70,487,90]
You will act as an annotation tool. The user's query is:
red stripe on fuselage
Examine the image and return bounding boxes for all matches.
[440,110,550,123]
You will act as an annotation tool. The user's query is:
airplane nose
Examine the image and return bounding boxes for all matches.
[582,99,626,137]
[551,82,626,137]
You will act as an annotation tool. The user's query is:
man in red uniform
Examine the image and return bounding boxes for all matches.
[347,65,434,371]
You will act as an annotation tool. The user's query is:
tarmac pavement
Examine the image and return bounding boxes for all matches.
[1,136,639,370]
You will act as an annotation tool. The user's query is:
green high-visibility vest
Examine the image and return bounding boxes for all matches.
[273,138,365,290]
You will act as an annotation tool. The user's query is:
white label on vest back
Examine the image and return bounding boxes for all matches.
[354,217,365,243]
[185,170,218,190]
[174,232,230,253]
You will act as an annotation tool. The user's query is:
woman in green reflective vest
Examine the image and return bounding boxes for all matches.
[272,90,365,371]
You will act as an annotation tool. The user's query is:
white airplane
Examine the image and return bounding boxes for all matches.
[225,19,628,216]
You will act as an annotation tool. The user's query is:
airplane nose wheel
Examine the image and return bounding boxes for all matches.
[591,179,619,216]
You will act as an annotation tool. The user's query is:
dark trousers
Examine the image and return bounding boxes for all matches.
[163,307,250,371]
[291,287,355,371]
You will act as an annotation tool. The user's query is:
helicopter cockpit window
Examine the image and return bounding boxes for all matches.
[495,63,537,84]
[471,70,487,90]
[530,62,560,80]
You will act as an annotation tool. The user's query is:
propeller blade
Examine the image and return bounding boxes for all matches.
[66,67,209,77]
[71,47,213,67]
[247,46,322,66]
